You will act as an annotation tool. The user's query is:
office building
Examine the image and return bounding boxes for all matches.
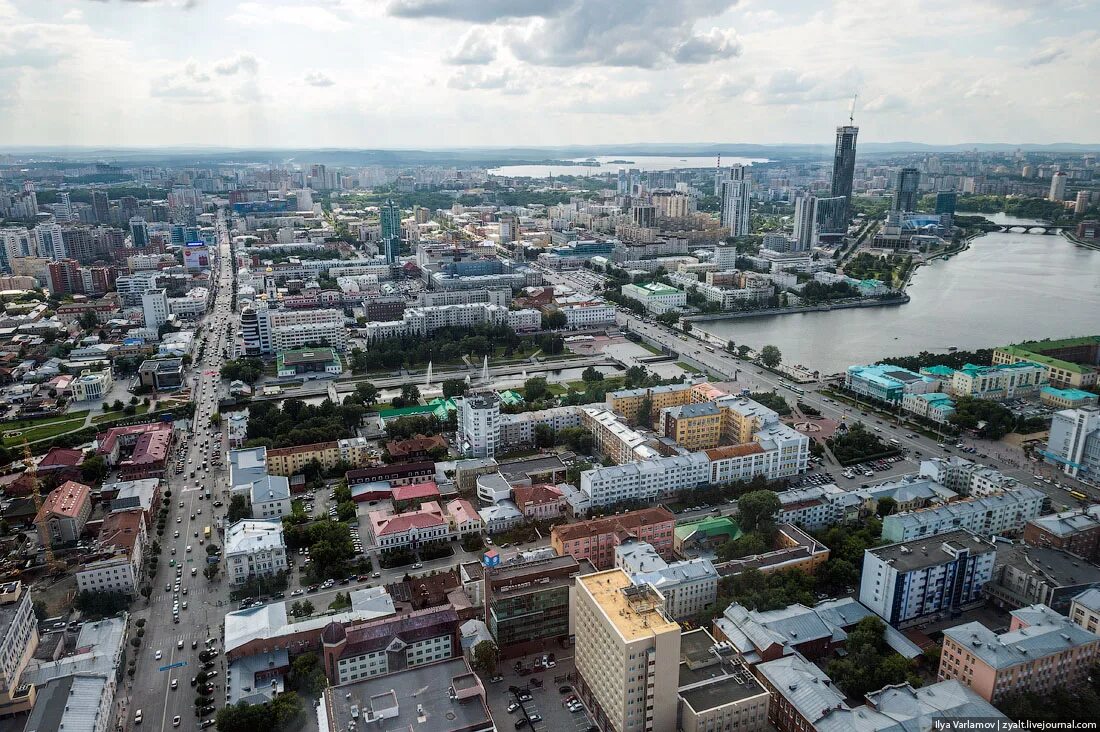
[381,198,401,264]
[71,369,115,402]
[75,509,146,596]
[1040,386,1099,410]
[1049,171,1068,202]
[574,569,681,732]
[792,195,816,250]
[844,364,939,405]
[1044,406,1100,480]
[1023,504,1100,562]
[984,542,1100,614]
[716,165,751,237]
[615,541,719,620]
[137,358,184,390]
[457,393,500,459]
[939,604,1100,703]
[0,582,39,717]
[829,125,859,232]
[892,168,920,212]
[35,480,92,546]
[582,407,660,464]
[936,191,958,215]
[224,519,288,585]
[619,281,687,312]
[661,402,723,451]
[240,302,348,354]
[275,348,342,378]
[947,361,1047,399]
[129,216,149,247]
[479,554,579,656]
[676,629,770,732]
[859,530,996,627]
[141,288,170,330]
[249,475,292,519]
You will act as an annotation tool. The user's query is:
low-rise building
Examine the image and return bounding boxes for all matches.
[615,540,719,620]
[774,483,862,531]
[96,421,172,479]
[881,486,1046,543]
[137,357,184,390]
[844,364,939,405]
[1025,504,1100,562]
[108,477,161,525]
[70,369,114,402]
[366,501,454,552]
[275,347,342,378]
[511,483,567,519]
[859,530,996,627]
[939,604,1100,703]
[620,281,686,313]
[35,480,92,546]
[249,475,292,519]
[76,509,146,596]
[347,461,435,491]
[1069,588,1100,634]
[1040,385,1099,410]
[948,361,1047,399]
[385,434,447,462]
[224,519,288,585]
[551,507,676,570]
[676,629,771,732]
[984,542,1100,614]
[900,391,956,424]
[320,605,459,685]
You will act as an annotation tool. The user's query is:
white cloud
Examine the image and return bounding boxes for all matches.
[445,28,497,65]
[304,71,334,87]
[213,53,258,75]
[447,67,526,94]
[387,0,565,22]
[228,2,350,31]
[1025,47,1066,66]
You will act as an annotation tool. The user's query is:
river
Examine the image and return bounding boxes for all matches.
[697,212,1100,374]
[488,155,766,178]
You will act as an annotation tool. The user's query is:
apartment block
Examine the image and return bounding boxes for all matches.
[606,381,695,425]
[582,406,660,464]
[574,569,681,732]
[939,604,1100,703]
[0,582,39,717]
[880,487,1046,542]
[1069,588,1100,634]
[1024,504,1100,561]
[551,507,676,570]
[984,542,1100,614]
[859,530,996,627]
[1044,406,1100,480]
[577,453,711,510]
[661,402,722,451]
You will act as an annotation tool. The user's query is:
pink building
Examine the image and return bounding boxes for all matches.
[513,483,566,520]
[550,507,675,570]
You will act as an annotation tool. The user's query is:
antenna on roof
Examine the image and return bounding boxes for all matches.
[849,93,858,125]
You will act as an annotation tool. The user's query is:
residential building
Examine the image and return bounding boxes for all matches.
[35,480,92,546]
[615,541,719,620]
[275,347,342,378]
[574,569,681,732]
[844,364,939,405]
[1040,386,1099,410]
[774,483,862,532]
[319,605,459,685]
[320,657,492,732]
[577,452,711,510]
[249,475,292,519]
[1044,406,1100,480]
[0,582,39,717]
[581,406,660,464]
[551,507,676,570]
[993,336,1100,389]
[1049,171,1068,201]
[1069,588,1100,634]
[137,357,184,390]
[661,402,723,451]
[880,487,1046,542]
[512,483,567,519]
[241,302,348,354]
[457,393,500,459]
[1023,504,1100,562]
[76,509,146,596]
[984,542,1100,614]
[96,421,172,479]
[607,381,695,425]
[385,434,447,462]
[224,519,288,585]
[346,461,435,491]
[859,530,997,627]
[70,369,114,402]
[939,604,1100,703]
[264,438,373,476]
[140,288,169,330]
[716,165,751,237]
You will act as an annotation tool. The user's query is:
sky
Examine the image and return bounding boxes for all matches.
[0,0,1097,149]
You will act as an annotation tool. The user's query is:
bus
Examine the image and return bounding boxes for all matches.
[778,380,805,396]
[203,526,211,540]
[1070,491,1088,502]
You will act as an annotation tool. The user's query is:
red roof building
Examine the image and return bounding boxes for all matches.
[550,507,675,570]
[512,483,566,520]
[391,481,441,504]
[367,501,450,552]
[385,434,447,462]
[96,421,172,479]
[37,447,86,483]
[35,480,92,546]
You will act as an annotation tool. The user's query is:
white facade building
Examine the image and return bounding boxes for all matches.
[457,393,501,458]
[71,369,114,402]
[224,520,288,585]
[249,475,292,520]
[141,288,170,330]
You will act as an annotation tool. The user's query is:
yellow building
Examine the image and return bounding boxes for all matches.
[607,382,695,425]
[581,408,660,465]
[661,402,723,451]
[575,570,681,732]
[993,337,1100,389]
[266,437,374,476]
[716,395,778,444]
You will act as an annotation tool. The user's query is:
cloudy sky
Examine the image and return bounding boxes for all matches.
[1,0,1097,148]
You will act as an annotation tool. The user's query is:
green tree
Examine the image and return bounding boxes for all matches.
[80,455,108,484]
[289,652,328,696]
[523,376,549,402]
[876,497,898,518]
[355,382,379,406]
[227,495,251,523]
[472,640,500,676]
[581,366,604,383]
[442,379,467,398]
[300,600,314,616]
[736,490,781,533]
[541,309,568,330]
[635,396,654,428]
[760,345,782,368]
[32,599,48,621]
[329,592,351,611]
[534,423,555,448]
[717,533,768,561]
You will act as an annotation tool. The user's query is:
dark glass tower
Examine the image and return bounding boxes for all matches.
[894,168,921,212]
[830,125,859,231]
[381,199,402,265]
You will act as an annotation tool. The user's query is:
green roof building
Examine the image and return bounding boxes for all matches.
[674,515,742,552]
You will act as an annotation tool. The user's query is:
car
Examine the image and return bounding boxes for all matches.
[530,714,543,723]
[412,562,424,569]
[171,678,178,689]
[198,705,216,715]
[179,501,184,508]
[154,650,163,660]
[165,583,172,592]
[182,601,188,609]
[187,545,192,553]
[515,721,529,730]
[173,716,181,727]
[183,588,188,595]
[176,516,182,523]
[290,589,304,596]
[518,693,533,702]
[134,710,143,724]
[192,639,199,649]
[199,720,216,729]
[372,572,381,578]
[178,639,184,649]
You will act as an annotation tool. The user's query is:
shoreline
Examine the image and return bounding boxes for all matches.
[684,295,910,322]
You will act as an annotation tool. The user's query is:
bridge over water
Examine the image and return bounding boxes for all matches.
[999,225,1063,235]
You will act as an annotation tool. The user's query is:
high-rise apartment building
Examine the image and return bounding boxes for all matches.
[1048,171,1068,202]
[574,569,681,732]
[792,195,816,251]
[47,259,84,296]
[893,168,921,212]
[1044,406,1100,480]
[35,223,65,261]
[141,288,170,330]
[829,125,859,232]
[381,199,402,265]
[129,217,149,248]
[90,190,110,224]
[716,165,750,237]
[457,393,501,458]
[0,582,39,717]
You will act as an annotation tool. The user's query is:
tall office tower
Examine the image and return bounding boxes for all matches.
[497,213,517,244]
[34,223,65,261]
[617,169,629,195]
[716,165,751,237]
[829,125,859,232]
[56,192,74,222]
[141,288,170,330]
[90,190,110,224]
[893,168,921,212]
[574,569,681,732]
[936,191,958,216]
[1045,406,1100,479]
[129,217,150,248]
[1076,191,1090,215]
[1048,172,1068,202]
[380,199,402,265]
[792,195,817,251]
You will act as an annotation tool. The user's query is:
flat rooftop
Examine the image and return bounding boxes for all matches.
[325,658,492,732]
[869,529,996,573]
[579,569,678,642]
[678,661,769,713]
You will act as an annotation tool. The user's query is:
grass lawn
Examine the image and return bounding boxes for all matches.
[675,362,703,374]
[2,418,87,446]
[636,341,664,356]
[91,404,151,425]
[0,410,89,430]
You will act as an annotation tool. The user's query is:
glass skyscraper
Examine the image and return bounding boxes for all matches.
[829,125,859,232]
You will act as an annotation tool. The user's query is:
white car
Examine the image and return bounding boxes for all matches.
[154,650,162,660]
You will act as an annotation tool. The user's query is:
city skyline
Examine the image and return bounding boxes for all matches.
[0,0,1097,149]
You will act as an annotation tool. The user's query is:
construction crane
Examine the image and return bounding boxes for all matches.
[849,93,859,125]
[23,440,62,574]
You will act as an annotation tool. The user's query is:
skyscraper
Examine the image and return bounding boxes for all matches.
[829,125,859,232]
[716,165,750,237]
[793,195,817,251]
[90,190,110,224]
[893,168,921,212]
[129,217,149,248]
[34,223,65,261]
[380,199,402,265]
[935,191,958,216]
[1049,172,1068,202]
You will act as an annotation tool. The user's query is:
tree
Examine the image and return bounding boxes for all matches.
[204,564,219,581]
[32,599,48,621]
[79,310,99,331]
[876,497,898,518]
[442,379,467,398]
[541,309,567,330]
[581,366,604,383]
[534,423,555,448]
[636,396,654,428]
[289,652,328,696]
[355,382,379,406]
[227,495,251,523]
[681,321,692,333]
[523,376,549,402]
[826,617,919,699]
[80,455,108,484]
[328,592,351,611]
[760,345,782,368]
[736,490,781,532]
[472,640,500,676]
[300,600,314,616]
[209,413,222,426]
[717,533,768,561]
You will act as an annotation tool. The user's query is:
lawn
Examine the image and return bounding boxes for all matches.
[91,404,151,424]
[675,362,703,374]
[2,418,87,446]
[636,341,664,356]
[0,410,89,430]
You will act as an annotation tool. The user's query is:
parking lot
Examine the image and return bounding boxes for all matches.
[485,654,596,732]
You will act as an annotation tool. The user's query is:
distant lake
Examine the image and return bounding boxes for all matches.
[698,215,1100,374]
[488,155,767,178]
